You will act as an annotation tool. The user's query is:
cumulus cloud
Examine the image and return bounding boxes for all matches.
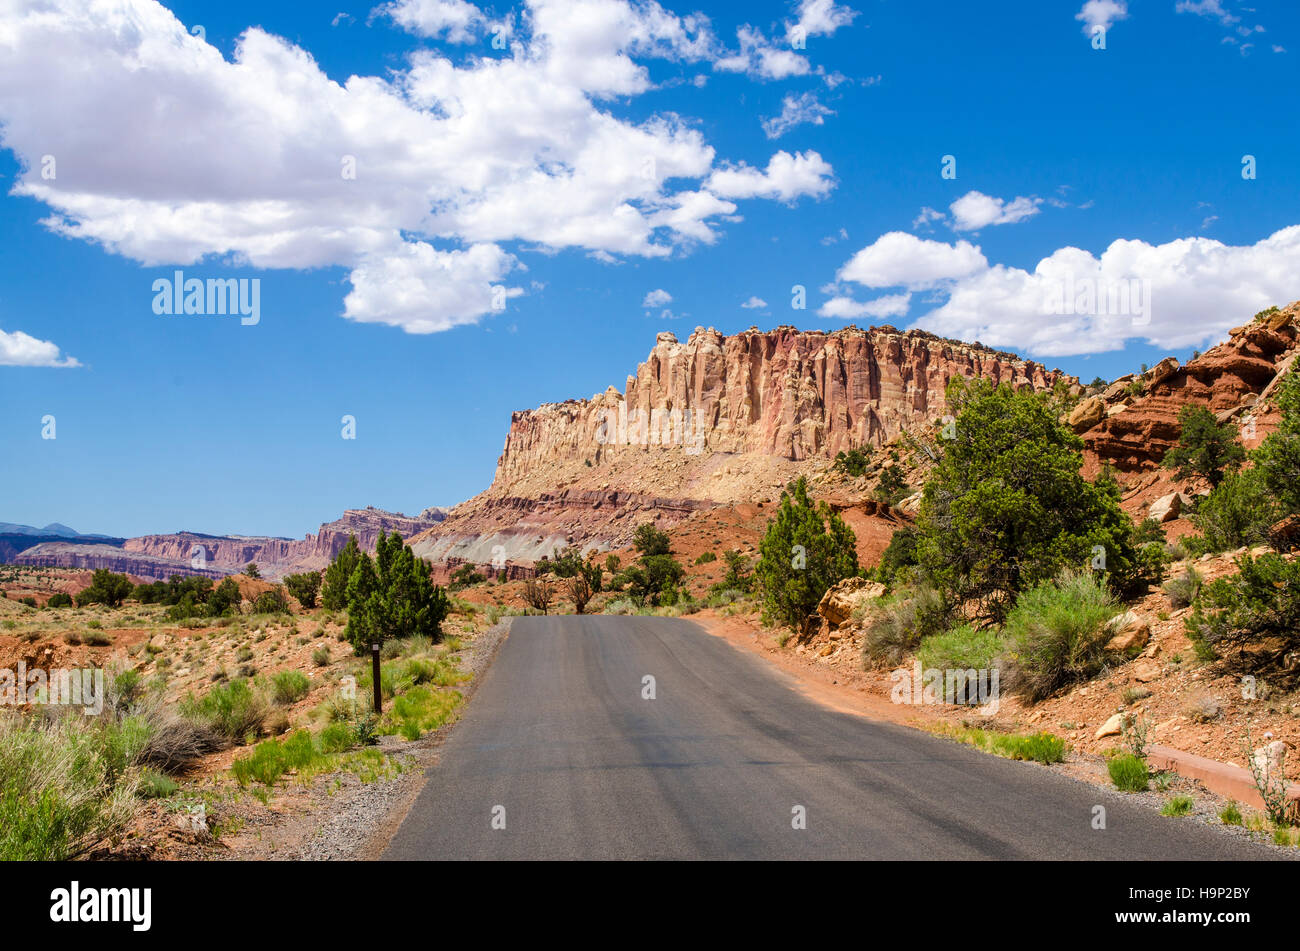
[0,329,80,368]
[741,295,767,309]
[761,91,833,139]
[835,225,1300,356]
[948,190,1042,231]
[817,292,910,320]
[0,0,835,334]
[642,288,673,307]
[707,150,835,202]
[377,0,486,43]
[836,232,987,290]
[1076,0,1127,34]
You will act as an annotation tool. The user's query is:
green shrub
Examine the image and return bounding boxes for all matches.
[250,587,290,615]
[1220,800,1243,825]
[916,624,1005,702]
[271,671,310,705]
[1185,468,1277,554]
[179,680,267,742]
[1186,553,1300,666]
[1161,795,1194,817]
[312,646,330,667]
[46,592,73,608]
[860,584,950,665]
[694,551,717,565]
[833,447,872,477]
[871,526,921,587]
[1162,566,1202,609]
[0,715,141,860]
[1108,753,1150,792]
[137,769,179,800]
[318,722,357,754]
[1004,570,1121,702]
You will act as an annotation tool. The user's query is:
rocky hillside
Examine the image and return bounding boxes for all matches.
[13,506,446,581]
[410,324,1068,573]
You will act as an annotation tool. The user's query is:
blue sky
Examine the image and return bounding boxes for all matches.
[0,0,1297,538]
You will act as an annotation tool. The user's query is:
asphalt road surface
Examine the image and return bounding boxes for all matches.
[384,615,1272,860]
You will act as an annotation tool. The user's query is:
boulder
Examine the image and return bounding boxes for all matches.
[1148,492,1191,523]
[816,576,886,628]
[1095,712,1131,738]
[1105,610,1151,652]
[1133,661,1161,683]
[1068,396,1106,432]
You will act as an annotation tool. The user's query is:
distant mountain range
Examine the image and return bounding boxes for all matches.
[0,522,118,539]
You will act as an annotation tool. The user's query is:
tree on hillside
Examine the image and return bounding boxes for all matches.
[623,523,684,607]
[522,577,555,614]
[874,464,909,506]
[283,571,322,609]
[1161,404,1246,487]
[76,569,134,608]
[915,377,1161,621]
[321,535,362,610]
[1254,370,1300,515]
[755,477,858,630]
[244,562,261,579]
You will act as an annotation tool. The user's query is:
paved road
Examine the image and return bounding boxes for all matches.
[384,616,1272,860]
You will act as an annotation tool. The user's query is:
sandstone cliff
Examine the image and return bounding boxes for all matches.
[410,324,1068,571]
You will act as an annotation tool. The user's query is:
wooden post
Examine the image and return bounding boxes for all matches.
[371,642,382,715]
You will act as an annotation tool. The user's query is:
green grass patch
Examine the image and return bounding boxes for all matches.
[1161,795,1194,817]
[1108,753,1150,792]
[927,723,1066,764]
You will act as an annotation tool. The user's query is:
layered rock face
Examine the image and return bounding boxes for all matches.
[13,507,447,581]
[494,325,1065,490]
[1082,305,1300,472]
[410,324,1066,569]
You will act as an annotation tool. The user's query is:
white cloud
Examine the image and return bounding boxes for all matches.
[377,0,486,43]
[343,242,521,333]
[643,288,673,307]
[911,206,945,231]
[0,329,80,367]
[834,226,1300,357]
[1076,0,1128,34]
[818,292,910,320]
[836,232,987,290]
[786,0,857,41]
[741,295,767,309]
[948,190,1042,231]
[761,91,833,139]
[1175,0,1237,26]
[707,150,835,201]
[715,1,855,81]
[0,0,834,335]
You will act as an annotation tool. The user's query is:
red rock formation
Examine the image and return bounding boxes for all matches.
[1083,306,1299,473]
[495,325,1067,487]
[14,507,447,581]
